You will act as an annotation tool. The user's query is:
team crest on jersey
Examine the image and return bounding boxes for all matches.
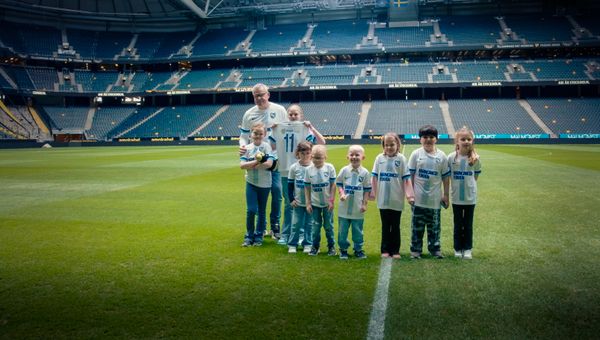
[394,160,401,167]
[270,112,276,119]
[358,176,364,182]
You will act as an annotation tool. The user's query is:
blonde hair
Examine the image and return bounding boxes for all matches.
[251,121,266,135]
[287,104,304,117]
[381,132,402,154]
[312,144,327,157]
[348,144,365,155]
[454,127,479,166]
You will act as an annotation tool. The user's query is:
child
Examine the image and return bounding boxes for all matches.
[287,141,314,254]
[408,125,450,259]
[448,127,481,260]
[336,145,372,259]
[370,133,415,259]
[240,122,276,247]
[305,144,337,256]
[272,104,326,246]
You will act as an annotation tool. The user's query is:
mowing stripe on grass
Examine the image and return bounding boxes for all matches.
[366,258,393,340]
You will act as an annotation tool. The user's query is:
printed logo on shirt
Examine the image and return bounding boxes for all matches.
[270,112,276,119]
[394,160,401,167]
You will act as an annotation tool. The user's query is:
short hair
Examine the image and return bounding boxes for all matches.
[311,144,327,156]
[252,83,268,94]
[250,121,266,134]
[287,103,304,116]
[418,125,438,138]
[295,141,313,159]
[348,144,365,155]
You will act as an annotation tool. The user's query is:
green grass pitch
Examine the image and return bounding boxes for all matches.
[0,144,599,339]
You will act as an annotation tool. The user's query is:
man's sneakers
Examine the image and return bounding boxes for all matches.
[339,250,349,260]
[463,249,473,260]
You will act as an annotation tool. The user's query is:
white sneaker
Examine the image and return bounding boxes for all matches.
[454,250,463,258]
[463,249,472,259]
[288,246,297,254]
[303,245,312,253]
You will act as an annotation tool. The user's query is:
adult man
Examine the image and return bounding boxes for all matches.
[239,83,288,239]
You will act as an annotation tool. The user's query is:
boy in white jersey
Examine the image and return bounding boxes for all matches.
[240,122,276,247]
[408,125,450,259]
[448,127,481,259]
[336,145,372,260]
[370,132,415,259]
[286,141,314,253]
[304,145,337,256]
[272,104,325,246]
[239,84,288,240]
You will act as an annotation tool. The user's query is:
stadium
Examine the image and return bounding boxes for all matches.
[0,0,599,339]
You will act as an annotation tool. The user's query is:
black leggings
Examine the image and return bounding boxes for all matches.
[452,204,475,251]
[379,209,402,255]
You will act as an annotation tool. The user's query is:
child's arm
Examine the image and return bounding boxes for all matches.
[360,191,369,213]
[404,178,415,205]
[369,175,378,201]
[337,184,347,201]
[304,121,326,145]
[240,159,259,169]
[305,186,313,214]
[327,182,336,211]
[288,180,297,208]
[442,176,450,206]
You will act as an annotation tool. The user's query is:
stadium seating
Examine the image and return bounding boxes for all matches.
[294,101,363,136]
[249,23,308,54]
[87,106,137,140]
[527,98,600,134]
[43,106,90,132]
[310,20,369,51]
[503,15,574,44]
[438,16,500,46]
[375,25,433,49]
[194,104,248,137]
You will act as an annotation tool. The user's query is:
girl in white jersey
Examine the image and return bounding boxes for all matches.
[240,122,275,247]
[370,133,415,259]
[448,127,481,259]
[274,104,325,246]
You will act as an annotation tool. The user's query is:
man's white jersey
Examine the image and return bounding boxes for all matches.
[408,147,450,209]
[336,165,372,219]
[304,163,336,208]
[447,151,481,205]
[272,121,316,174]
[371,153,411,211]
[239,102,287,147]
[240,142,276,188]
[288,161,312,207]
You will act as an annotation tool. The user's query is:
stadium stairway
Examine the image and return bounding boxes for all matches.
[354,101,371,138]
[114,107,165,138]
[439,100,456,135]
[518,99,557,137]
[188,104,228,137]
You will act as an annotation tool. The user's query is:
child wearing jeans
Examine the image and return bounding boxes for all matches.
[287,141,314,254]
[408,125,450,259]
[304,145,337,256]
[240,122,276,247]
[336,145,372,260]
[448,127,481,260]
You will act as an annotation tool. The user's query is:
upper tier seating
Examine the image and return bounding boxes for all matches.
[310,20,368,51]
[250,23,308,54]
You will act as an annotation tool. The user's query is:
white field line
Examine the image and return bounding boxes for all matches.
[366,258,393,340]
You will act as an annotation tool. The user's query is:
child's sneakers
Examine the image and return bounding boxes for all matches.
[277,237,288,246]
[463,249,473,260]
[327,247,337,256]
[454,250,463,258]
[355,250,367,259]
[288,246,297,254]
[339,250,349,260]
[253,241,263,247]
[308,247,319,256]
[242,240,252,247]
[432,251,444,259]
[303,245,312,253]
[410,251,421,259]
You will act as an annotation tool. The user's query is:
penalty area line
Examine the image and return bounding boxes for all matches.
[366,257,393,340]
